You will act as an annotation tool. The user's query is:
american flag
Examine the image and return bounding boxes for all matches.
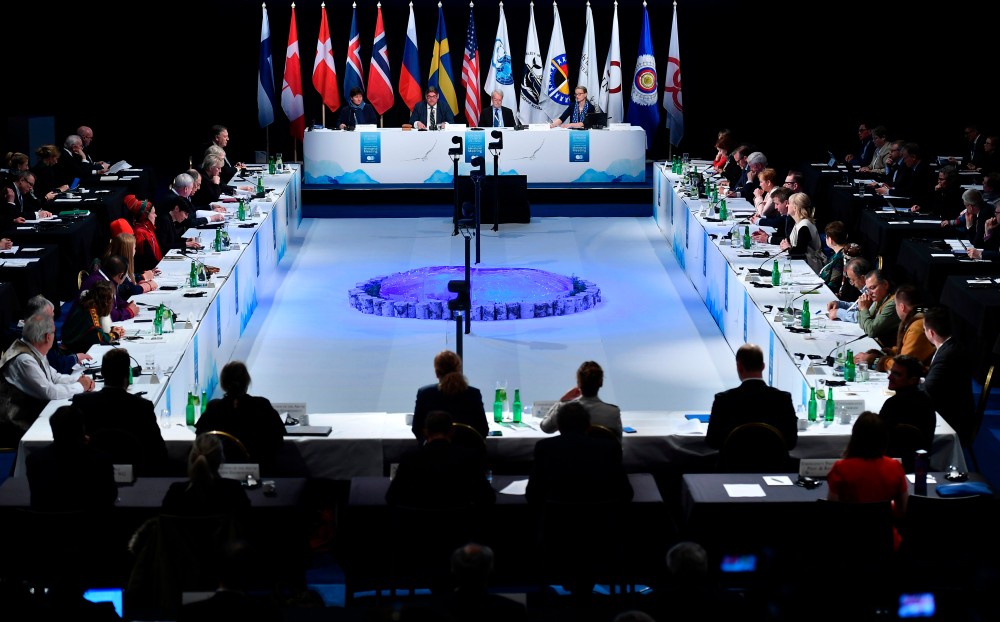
[461,7,481,126]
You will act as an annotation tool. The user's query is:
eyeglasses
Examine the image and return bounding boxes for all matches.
[20,180,34,187]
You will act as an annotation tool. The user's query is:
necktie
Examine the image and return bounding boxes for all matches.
[494,109,500,128]
[429,107,437,130]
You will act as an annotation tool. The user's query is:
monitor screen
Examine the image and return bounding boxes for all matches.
[584,112,608,130]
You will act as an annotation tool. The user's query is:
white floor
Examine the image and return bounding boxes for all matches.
[231,216,739,415]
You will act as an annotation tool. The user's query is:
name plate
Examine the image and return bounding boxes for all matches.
[273,402,308,424]
[218,463,261,481]
[533,400,558,419]
[113,464,135,484]
[799,458,839,478]
[835,399,866,417]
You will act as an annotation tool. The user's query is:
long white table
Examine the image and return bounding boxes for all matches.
[652,162,966,470]
[13,165,302,476]
[302,126,647,185]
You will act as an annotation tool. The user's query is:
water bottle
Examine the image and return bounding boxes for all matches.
[153,304,163,336]
[237,199,246,222]
[275,153,283,170]
[801,299,810,329]
[914,450,929,495]
[257,173,265,195]
[824,387,835,422]
[493,389,502,424]
[268,155,276,175]
[844,349,856,382]
[201,389,208,414]
[742,226,752,250]
[730,226,740,248]
[189,260,198,288]
[185,392,196,426]
[213,227,223,252]
[719,198,727,221]
[771,259,780,286]
[782,256,793,283]
[512,389,522,424]
[807,387,817,422]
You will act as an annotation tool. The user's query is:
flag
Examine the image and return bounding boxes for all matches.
[663,3,684,146]
[399,3,422,111]
[344,6,364,98]
[257,4,276,128]
[578,2,600,109]
[461,5,481,126]
[312,4,341,112]
[429,6,458,119]
[484,4,516,122]
[627,6,659,149]
[539,2,569,120]
[281,6,305,141]
[367,5,394,116]
[518,3,546,124]
[599,3,623,124]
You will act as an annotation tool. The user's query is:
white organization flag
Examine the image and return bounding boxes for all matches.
[599,2,623,123]
[484,3,518,120]
[578,1,601,109]
[538,2,569,120]
[662,3,684,145]
[518,2,546,124]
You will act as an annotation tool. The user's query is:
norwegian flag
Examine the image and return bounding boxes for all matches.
[367,5,394,116]
[281,6,305,141]
[461,6,481,126]
[312,3,341,112]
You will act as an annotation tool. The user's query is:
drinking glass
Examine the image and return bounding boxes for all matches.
[496,380,509,420]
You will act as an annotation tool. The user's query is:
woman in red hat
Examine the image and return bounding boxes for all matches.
[126,196,163,274]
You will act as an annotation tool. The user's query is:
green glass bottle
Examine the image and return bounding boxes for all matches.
[213,227,222,252]
[268,155,276,175]
[512,389,522,424]
[185,392,196,426]
[742,226,752,250]
[256,173,265,195]
[493,389,502,423]
[801,299,810,329]
[824,387,835,422]
[153,304,163,336]
[201,389,208,414]
[237,199,246,221]
[844,348,856,382]
[771,259,780,286]
[807,387,817,422]
[188,259,198,288]
[128,364,133,386]
[719,198,727,221]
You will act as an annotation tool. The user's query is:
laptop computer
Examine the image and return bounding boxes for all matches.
[284,425,333,437]
[584,112,608,130]
[66,177,81,192]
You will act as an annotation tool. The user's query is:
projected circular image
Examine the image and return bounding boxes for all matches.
[349,266,601,320]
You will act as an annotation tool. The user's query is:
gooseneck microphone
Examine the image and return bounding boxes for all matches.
[824,333,869,367]
[757,247,789,276]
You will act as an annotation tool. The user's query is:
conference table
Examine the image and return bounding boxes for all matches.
[652,163,966,471]
[302,125,648,185]
[856,208,948,269]
[0,244,59,317]
[13,164,302,476]
[939,274,1000,382]
[895,238,997,304]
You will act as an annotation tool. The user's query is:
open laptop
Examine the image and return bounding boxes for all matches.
[584,112,608,130]
[65,177,81,192]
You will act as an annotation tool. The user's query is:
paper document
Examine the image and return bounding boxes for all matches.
[499,479,528,495]
[107,160,132,174]
[724,484,766,498]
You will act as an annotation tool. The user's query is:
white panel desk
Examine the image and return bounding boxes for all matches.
[303,126,647,185]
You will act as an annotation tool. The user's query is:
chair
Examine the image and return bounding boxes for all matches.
[77,269,89,290]
[586,424,618,441]
[203,430,251,463]
[385,503,481,598]
[89,426,143,471]
[968,364,994,473]
[886,423,925,473]
[716,423,790,473]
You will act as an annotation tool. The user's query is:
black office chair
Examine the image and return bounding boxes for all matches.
[717,423,790,473]
[89,426,143,471]
[450,422,489,471]
[968,364,994,473]
[202,430,252,463]
[886,423,925,473]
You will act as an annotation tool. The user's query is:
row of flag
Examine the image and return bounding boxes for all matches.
[258,2,684,149]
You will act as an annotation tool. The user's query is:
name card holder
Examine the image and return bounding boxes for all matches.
[799,458,839,478]
[113,464,135,484]
[219,463,261,481]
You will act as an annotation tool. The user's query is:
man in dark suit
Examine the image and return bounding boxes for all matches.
[7,171,53,220]
[71,347,168,476]
[706,344,798,450]
[409,85,455,130]
[196,125,245,185]
[479,90,517,128]
[921,307,975,446]
[25,404,117,511]
[526,401,633,505]
[387,410,495,509]
[880,355,937,452]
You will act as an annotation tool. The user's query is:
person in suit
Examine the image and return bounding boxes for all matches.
[960,124,987,171]
[827,257,872,319]
[161,432,251,517]
[751,186,793,246]
[412,349,488,443]
[944,189,996,248]
[71,347,168,476]
[729,151,767,202]
[197,125,245,185]
[858,125,892,175]
[195,360,287,474]
[387,410,495,508]
[706,343,797,450]
[188,160,239,215]
[845,122,875,167]
[880,355,937,452]
[338,87,377,129]
[30,144,68,199]
[921,307,975,446]
[75,125,110,175]
[527,401,633,505]
[857,269,900,348]
[6,171,53,220]
[25,404,117,511]
[54,134,98,186]
[479,89,517,128]
[550,85,601,129]
[855,284,935,373]
[540,360,623,439]
[409,85,454,130]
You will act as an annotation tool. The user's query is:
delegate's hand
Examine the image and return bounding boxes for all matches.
[779,238,791,251]
[45,191,57,201]
[76,353,93,364]
[968,248,984,260]
[559,386,582,402]
[751,230,769,243]
[856,291,873,310]
[78,374,95,392]
[186,239,203,249]
[204,264,220,275]
[126,302,140,318]
[855,351,877,365]
[37,210,53,219]
[14,217,26,224]
[208,213,225,223]
[414,121,427,130]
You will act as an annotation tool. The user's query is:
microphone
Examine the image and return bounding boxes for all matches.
[180,249,209,282]
[824,334,869,367]
[756,247,789,276]
[448,135,463,156]
[784,285,824,313]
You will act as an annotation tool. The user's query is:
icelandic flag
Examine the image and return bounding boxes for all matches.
[367,5,394,116]
[257,4,276,128]
[663,3,684,146]
[627,6,659,149]
[399,3,422,111]
[344,6,364,98]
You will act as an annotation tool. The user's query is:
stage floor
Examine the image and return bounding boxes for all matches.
[232,216,737,415]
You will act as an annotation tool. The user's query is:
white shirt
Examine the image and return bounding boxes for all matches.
[540,395,624,439]
[3,341,83,401]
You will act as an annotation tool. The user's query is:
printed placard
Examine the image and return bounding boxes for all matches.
[360,132,381,163]
[568,131,590,163]
[465,130,486,164]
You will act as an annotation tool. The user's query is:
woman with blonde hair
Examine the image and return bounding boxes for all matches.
[161,433,250,516]
[411,350,488,443]
[781,192,825,272]
[105,231,158,296]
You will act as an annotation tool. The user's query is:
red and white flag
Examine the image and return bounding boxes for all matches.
[367,4,394,116]
[461,5,481,126]
[281,6,305,141]
[312,3,341,113]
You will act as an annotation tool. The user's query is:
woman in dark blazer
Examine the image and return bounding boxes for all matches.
[338,87,378,129]
[412,350,488,443]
